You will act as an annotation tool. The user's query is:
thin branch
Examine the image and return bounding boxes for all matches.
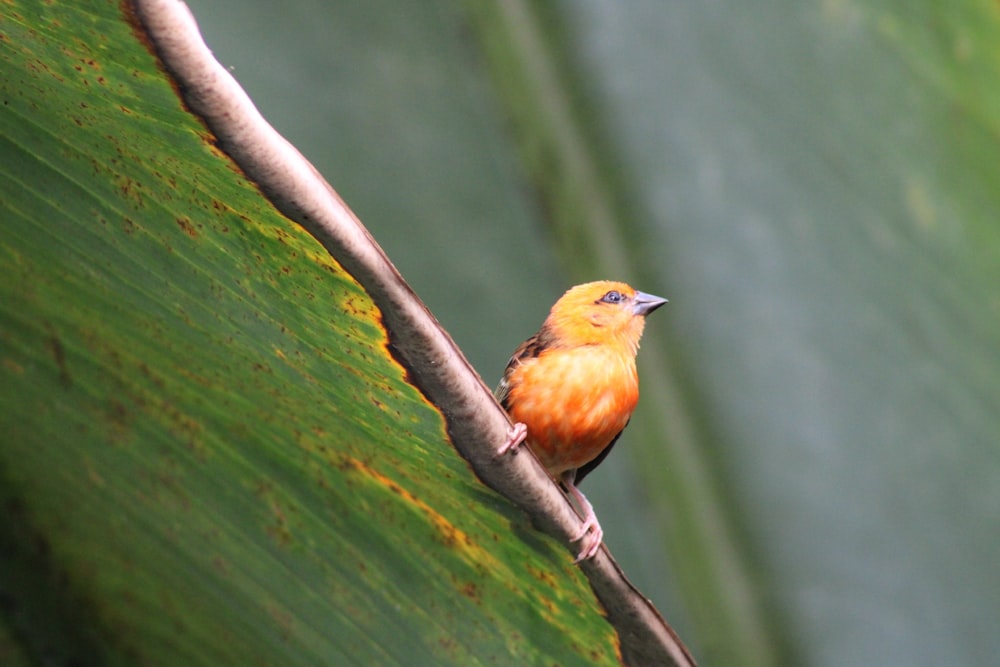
[129,1,695,664]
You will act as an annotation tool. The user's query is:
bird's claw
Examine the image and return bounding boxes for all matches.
[561,471,603,562]
[570,516,604,562]
[497,422,528,456]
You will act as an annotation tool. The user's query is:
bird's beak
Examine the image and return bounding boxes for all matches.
[632,291,668,316]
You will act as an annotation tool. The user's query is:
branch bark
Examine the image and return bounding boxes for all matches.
[129,2,696,664]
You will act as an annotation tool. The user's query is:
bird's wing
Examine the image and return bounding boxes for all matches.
[495,326,557,410]
[573,419,628,485]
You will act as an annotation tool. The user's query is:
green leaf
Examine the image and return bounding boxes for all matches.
[0,2,626,664]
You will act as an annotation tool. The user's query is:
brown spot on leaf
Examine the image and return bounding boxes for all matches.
[47,334,71,387]
[460,581,480,602]
[175,216,198,238]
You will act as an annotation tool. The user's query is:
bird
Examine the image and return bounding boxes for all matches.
[495,280,667,561]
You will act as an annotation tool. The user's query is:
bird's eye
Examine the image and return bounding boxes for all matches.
[600,290,624,304]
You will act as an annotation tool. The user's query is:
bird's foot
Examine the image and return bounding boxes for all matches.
[562,473,603,562]
[570,515,604,563]
[497,422,528,456]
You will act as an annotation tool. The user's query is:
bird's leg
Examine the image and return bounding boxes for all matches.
[497,421,528,456]
[560,471,604,562]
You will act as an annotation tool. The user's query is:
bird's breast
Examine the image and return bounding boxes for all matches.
[506,345,638,476]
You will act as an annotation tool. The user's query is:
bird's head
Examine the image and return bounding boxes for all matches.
[544,280,668,354]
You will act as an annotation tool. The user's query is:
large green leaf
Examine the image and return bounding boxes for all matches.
[0,2,630,664]
[181,1,1000,665]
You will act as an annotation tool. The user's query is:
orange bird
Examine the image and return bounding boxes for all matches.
[495,280,667,561]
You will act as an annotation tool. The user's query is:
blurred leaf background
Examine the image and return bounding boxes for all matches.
[184,0,1000,665]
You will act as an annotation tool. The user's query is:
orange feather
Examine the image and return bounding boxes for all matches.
[495,280,667,560]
